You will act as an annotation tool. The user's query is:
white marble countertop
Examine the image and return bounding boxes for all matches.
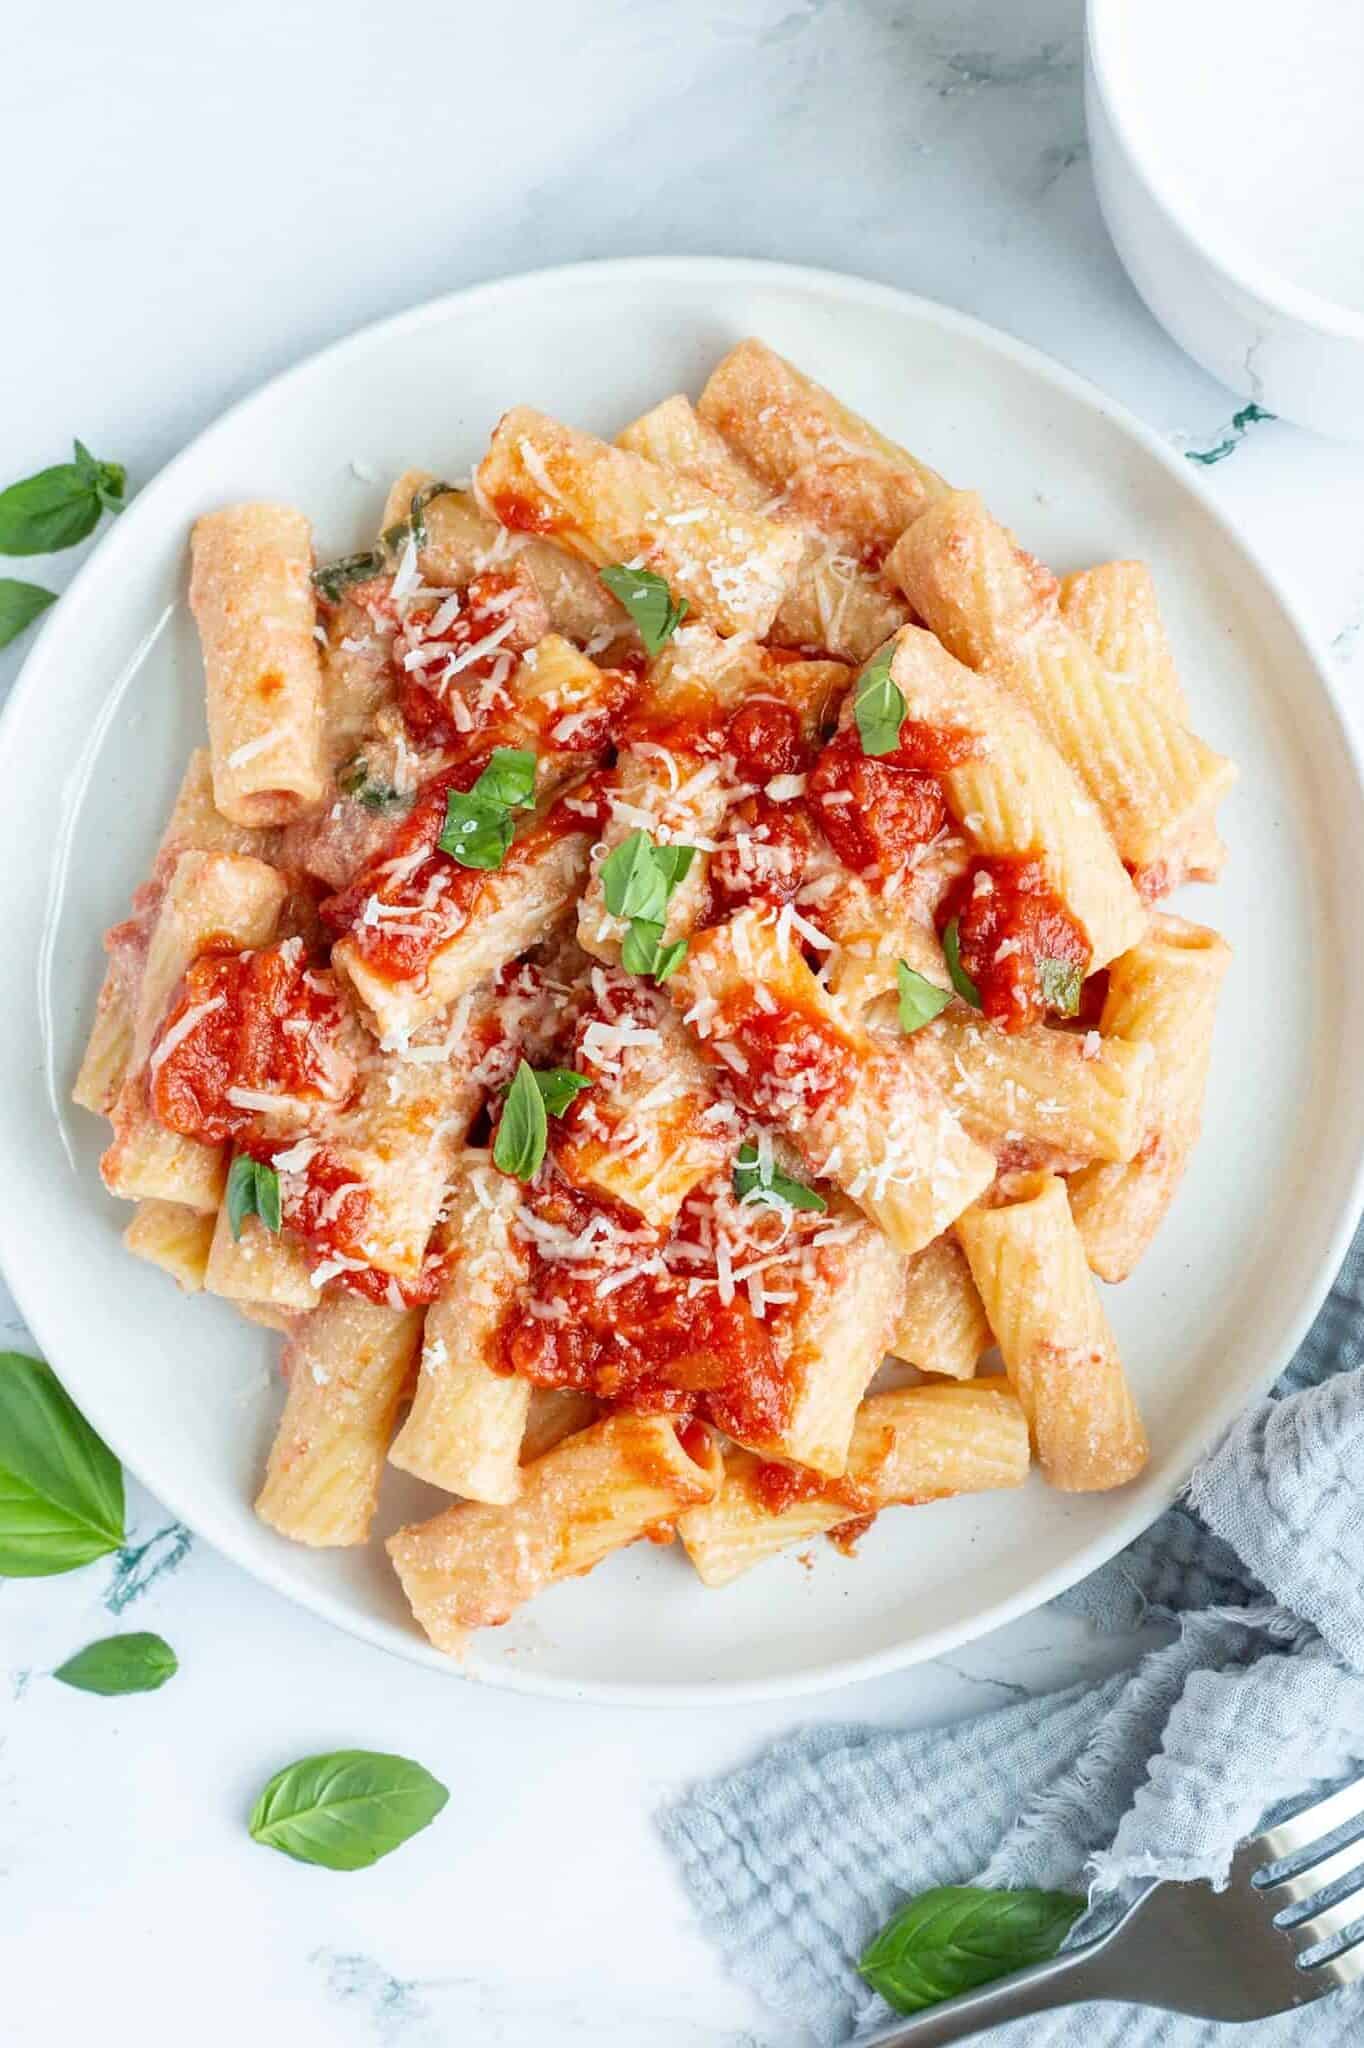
[3,2,1363,2043]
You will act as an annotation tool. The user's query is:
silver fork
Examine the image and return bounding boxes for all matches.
[863,1771,1364,2044]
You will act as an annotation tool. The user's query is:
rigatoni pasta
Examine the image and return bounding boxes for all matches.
[76,334,1234,1653]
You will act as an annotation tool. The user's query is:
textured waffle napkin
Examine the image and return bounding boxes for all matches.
[661,1216,1364,2044]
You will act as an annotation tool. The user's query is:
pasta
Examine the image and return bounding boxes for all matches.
[678,1383,1029,1586]
[887,495,1236,882]
[76,336,1235,1652]
[957,1174,1148,1491]
[1069,914,1231,1280]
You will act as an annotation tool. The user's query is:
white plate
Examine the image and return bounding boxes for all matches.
[3,258,1363,1704]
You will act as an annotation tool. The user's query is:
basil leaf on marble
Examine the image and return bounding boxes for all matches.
[248,1750,449,1870]
[0,1353,125,1576]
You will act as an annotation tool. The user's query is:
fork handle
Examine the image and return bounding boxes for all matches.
[859,1890,1152,2046]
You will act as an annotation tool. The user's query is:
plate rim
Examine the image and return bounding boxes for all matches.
[4,253,1363,1706]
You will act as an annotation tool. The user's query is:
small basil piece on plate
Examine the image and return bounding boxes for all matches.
[853,644,907,757]
[493,1060,550,1180]
[860,1885,1085,2015]
[896,960,952,1034]
[941,918,982,1008]
[54,1631,178,1696]
[0,1353,125,1576]
[1038,956,1083,1018]
[248,1750,449,1871]
[598,564,688,654]
[733,1142,827,1213]
[226,1154,282,1241]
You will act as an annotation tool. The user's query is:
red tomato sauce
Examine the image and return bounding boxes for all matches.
[938,856,1090,1031]
[396,572,530,747]
[709,995,852,1124]
[497,1178,792,1447]
[481,484,561,538]
[806,729,950,880]
[320,768,583,987]
[705,795,815,921]
[149,944,352,1146]
[332,1243,450,1309]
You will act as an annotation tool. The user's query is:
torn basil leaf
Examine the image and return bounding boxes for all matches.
[733,1142,827,1213]
[896,960,953,1035]
[227,1154,282,1240]
[853,644,906,757]
[1038,957,1082,1018]
[941,919,982,1008]
[598,564,688,655]
[493,1060,549,1180]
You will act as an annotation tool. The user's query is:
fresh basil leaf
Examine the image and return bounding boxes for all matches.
[255,1160,282,1234]
[599,830,696,927]
[652,936,689,984]
[248,1749,449,1871]
[529,1068,592,1117]
[733,1142,828,1213]
[493,1060,549,1180]
[54,1631,178,1696]
[0,578,57,649]
[227,1154,281,1240]
[337,757,404,812]
[312,550,384,602]
[0,1354,124,1576]
[620,916,665,977]
[860,1885,1084,2015]
[853,644,906,757]
[599,830,662,920]
[1038,956,1082,1018]
[598,564,688,655]
[472,747,537,811]
[941,918,982,1008]
[439,789,514,870]
[379,479,458,559]
[896,960,952,1035]
[74,440,126,517]
[0,441,124,555]
[654,843,696,893]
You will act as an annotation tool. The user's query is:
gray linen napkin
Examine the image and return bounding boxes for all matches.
[662,1219,1364,2043]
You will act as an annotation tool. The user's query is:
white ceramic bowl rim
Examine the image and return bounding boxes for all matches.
[1088,3,1364,345]
[4,254,1364,1704]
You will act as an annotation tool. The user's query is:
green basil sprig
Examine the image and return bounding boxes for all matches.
[0,1353,124,1576]
[248,1750,449,1871]
[313,481,459,600]
[598,830,695,981]
[896,960,952,1034]
[493,1060,590,1180]
[227,1153,282,1240]
[0,440,125,556]
[524,1068,592,1117]
[0,579,57,650]
[438,748,537,872]
[598,564,688,655]
[54,1631,178,1696]
[733,1142,827,1213]
[860,1885,1084,2015]
[337,757,405,813]
[853,643,906,757]
[941,918,982,1008]
[1038,956,1083,1018]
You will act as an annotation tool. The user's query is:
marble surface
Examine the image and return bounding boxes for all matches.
[3,2,1363,2043]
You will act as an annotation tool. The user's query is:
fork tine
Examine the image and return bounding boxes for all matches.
[1288,1891,1364,1954]
[1258,1832,1364,1906]
[1321,1934,1364,1989]
[1256,1777,1364,1862]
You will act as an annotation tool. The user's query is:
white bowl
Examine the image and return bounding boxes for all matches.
[1087,0,1364,440]
[3,257,1364,1701]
